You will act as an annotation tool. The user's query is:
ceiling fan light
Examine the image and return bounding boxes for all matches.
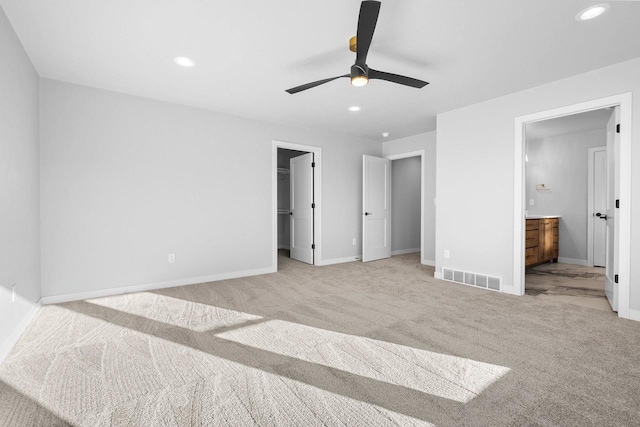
[351,75,369,87]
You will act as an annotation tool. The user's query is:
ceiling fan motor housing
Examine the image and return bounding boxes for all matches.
[351,64,368,79]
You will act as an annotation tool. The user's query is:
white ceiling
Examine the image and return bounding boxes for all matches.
[3,0,640,142]
[526,109,613,140]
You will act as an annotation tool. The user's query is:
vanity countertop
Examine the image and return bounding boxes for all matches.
[526,215,562,219]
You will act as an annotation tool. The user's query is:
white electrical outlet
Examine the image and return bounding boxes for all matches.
[168,254,176,263]
[529,199,535,206]
[444,250,450,259]
[12,284,16,302]
[352,238,357,245]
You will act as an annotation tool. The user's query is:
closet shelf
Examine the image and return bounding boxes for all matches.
[277,209,290,215]
[277,168,290,175]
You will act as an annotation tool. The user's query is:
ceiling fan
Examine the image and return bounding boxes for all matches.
[285,0,429,94]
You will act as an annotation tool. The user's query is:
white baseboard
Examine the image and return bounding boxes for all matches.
[41,266,277,305]
[0,299,42,364]
[391,248,420,256]
[421,259,436,267]
[557,257,590,266]
[318,256,361,266]
[434,271,443,280]
[628,309,640,322]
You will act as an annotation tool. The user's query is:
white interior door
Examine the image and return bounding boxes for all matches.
[290,153,314,264]
[605,108,619,311]
[592,148,607,267]
[362,155,391,262]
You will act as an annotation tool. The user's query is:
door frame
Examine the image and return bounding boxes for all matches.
[587,146,607,267]
[385,150,426,264]
[513,93,632,319]
[272,140,322,268]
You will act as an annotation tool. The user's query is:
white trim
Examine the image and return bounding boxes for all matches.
[587,146,607,267]
[422,259,436,267]
[0,299,42,364]
[273,141,322,268]
[41,266,275,305]
[514,93,632,320]
[557,257,590,266]
[386,150,426,265]
[391,248,420,256]
[317,256,361,266]
[629,309,640,322]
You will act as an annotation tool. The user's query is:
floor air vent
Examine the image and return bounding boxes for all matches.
[441,268,501,292]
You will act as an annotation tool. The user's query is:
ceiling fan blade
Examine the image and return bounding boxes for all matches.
[368,69,429,89]
[285,75,349,94]
[355,1,381,66]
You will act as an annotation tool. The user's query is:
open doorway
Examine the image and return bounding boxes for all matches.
[390,156,421,264]
[514,92,631,319]
[523,108,614,312]
[362,151,425,265]
[272,141,322,270]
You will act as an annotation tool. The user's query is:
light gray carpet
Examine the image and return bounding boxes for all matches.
[1,252,639,426]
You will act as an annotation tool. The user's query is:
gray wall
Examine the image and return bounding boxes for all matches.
[40,79,379,299]
[382,132,437,264]
[435,57,640,314]
[0,6,41,358]
[391,157,421,253]
[527,129,606,263]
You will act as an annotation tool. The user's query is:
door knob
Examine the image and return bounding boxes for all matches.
[364,212,372,216]
[595,213,608,220]
[289,212,293,216]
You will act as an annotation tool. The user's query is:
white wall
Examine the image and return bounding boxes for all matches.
[0,5,41,360]
[435,58,640,311]
[527,129,607,263]
[382,132,437,264]
[40,79,379,299]
[391,157,421,254]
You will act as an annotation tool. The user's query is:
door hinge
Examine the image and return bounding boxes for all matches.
[615,274,619,284]
[311,203,315,209]
[616,124,620,133]
[311,162,316,168]
[616,199,620,209]
[312,244,315,250]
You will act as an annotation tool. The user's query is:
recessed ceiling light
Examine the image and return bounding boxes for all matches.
[382,132,390,138]
[576,3,610,21]
[348,106,361,112]
[173,56,195,67]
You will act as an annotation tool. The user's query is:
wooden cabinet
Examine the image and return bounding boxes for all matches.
[525,218,559,268]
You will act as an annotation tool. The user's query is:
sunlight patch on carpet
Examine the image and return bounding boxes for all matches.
[0,337,435,426]
[88,292,262,332]
[217,319,510,403]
